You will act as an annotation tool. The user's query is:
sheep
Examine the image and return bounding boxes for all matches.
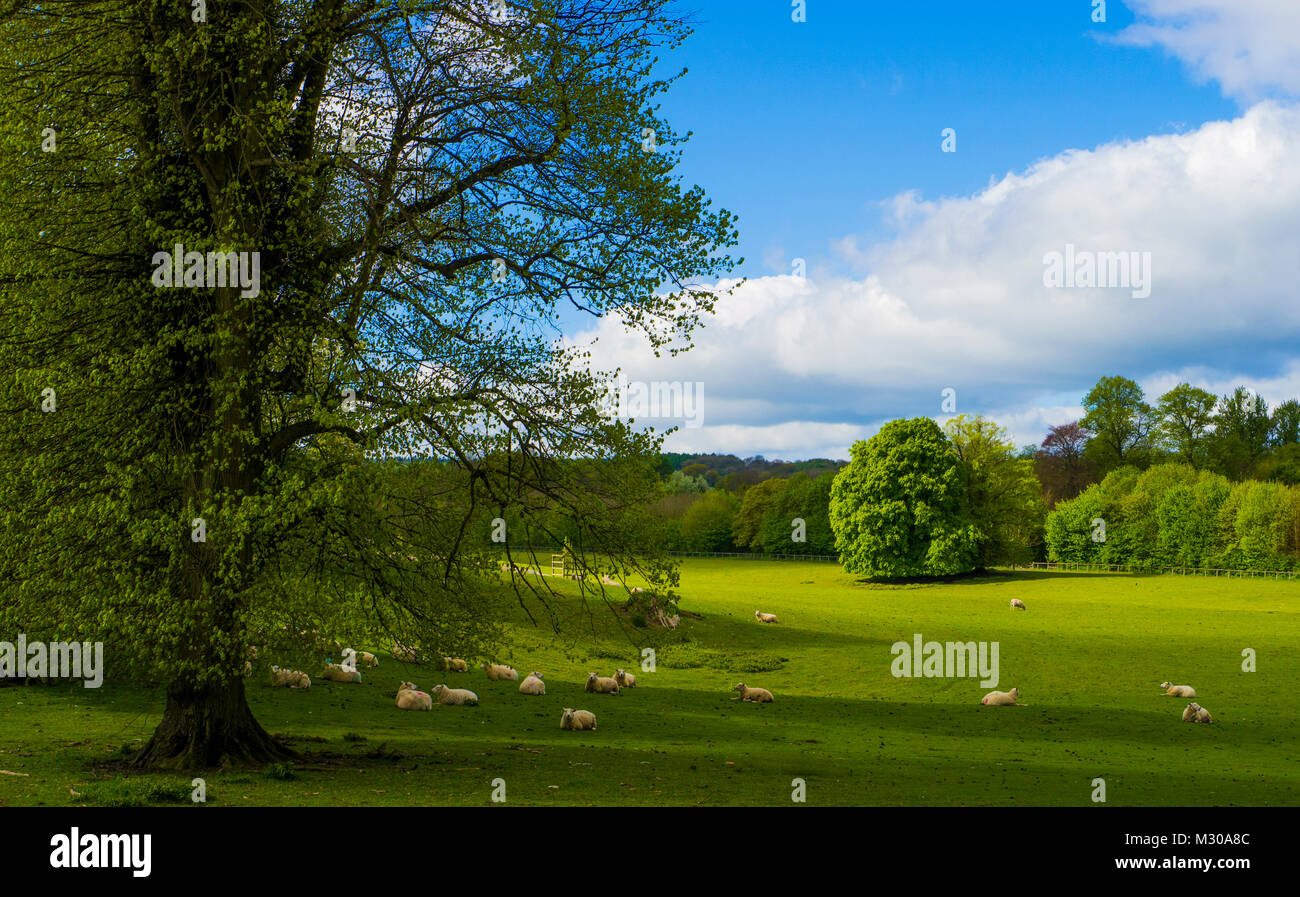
[518,672,546,695]
[270,666,311,689]
[392,642,420,663]
[1160,681,1196,698]
[754,610,780,624]
[443,657,469,673]
[322,662,362,683]
[482,663,519,681]
[396,682,433,711]
[1010,598,1026,610]
[246,645,259,660]
[242,661,253,677]
[614,668,637,689]
[431,684,478,706]
[585,672,621,695]
[981,687,1022,706]
[733,683,774,703]
[560,708,597,731]
[1182,702,1213,724]
[356,651,379,668]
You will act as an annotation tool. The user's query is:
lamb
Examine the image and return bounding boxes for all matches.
[1010,598,1026,610]
[443,657,469,673]
[981,687,1022,706]
[754,611,779,624]
[733,683,774,703]
[431,684,479,706]
[560,708,597,730]
[585,672,621,695]
[518,672,546,695]
[392,642,420,663]
[396,682,433,711]
[356,651,379,668]
[1160,681,1196,698]
[614,669,637,688]
[1182,702,1213,723]
[270,666,311,689]
[322,662,362,683]
[482,663,519,681]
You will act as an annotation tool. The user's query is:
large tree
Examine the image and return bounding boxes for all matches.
[1035,420,1094,505]
[1080,375,1154,471]
[944,415,1045,568]
[1155,383,1217,466]
[0,0,736,767]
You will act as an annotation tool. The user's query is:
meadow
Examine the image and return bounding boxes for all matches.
[1,560,1296,807]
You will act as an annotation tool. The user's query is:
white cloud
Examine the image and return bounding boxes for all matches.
[1114,0,1300,101]
[573,103,1300,460]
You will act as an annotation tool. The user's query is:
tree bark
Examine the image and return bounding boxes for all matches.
[132,677,297,770]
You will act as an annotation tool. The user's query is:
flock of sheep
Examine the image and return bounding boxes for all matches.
[988,598,1215,723]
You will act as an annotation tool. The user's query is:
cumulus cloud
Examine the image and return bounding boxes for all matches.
[572,103,1300,459]
[1113,0,1300,101]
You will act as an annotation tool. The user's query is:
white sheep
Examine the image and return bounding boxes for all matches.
[1182,702,1213,723]
[482,662,519,681]
[270,666,311,689]
[733,683,773,703]
[392,642,420,663]
[754,610,779,624]
[614,668,637,688]
[560,708,597,730]
[356,651,379,668]
[981,687,1022,706]
[396,682,433,711]
[431,683,478,705]
[585,672,621,695]
[322,662,361,683]
[519,672,546,695]
[1160,681,1196,698]
[443,657,469,673]
[1010,598,1026,610]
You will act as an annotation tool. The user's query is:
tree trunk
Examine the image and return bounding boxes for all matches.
[132,677,297,770]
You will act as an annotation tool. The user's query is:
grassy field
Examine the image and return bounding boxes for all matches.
[2,560,1297,806]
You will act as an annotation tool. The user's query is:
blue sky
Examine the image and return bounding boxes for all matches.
[572,0,1300,460]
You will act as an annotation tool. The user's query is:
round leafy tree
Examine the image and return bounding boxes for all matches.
[829,418,979,578]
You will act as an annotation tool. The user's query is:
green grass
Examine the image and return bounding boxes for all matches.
[1,561,1296,806]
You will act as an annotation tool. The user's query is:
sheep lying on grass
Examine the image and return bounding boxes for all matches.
[614,669,637,688]
[1010,598,1026,610]
[754,611,779,624]
[585,672,620,694]
[519,672,546,695]
[981,687,1022,706]
[1160,681,1196,698]
[443,657,469,672]
[392,643,420,663]
[396,682,433,711]
[322,663,362,683]
[483,663,518,681]
[270,666,311,689]
[560,708,597,730]
[1182,702,1213,723]
[431,684,479,705]
[355,651,379,668]
[733,683,773,703]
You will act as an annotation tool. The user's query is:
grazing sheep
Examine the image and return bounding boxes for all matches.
[396,682,433,711]
[585,672,621,695]
[1160,681,1196,698]
[270,666,311,689]
[614,668,637,688]
[733,683,774,703]
[754,610,780,624]
[482,663,519,681]
[443,657,469,673]
[322,662,362,683]
[1010,598,1026,610]
[431,684,479,706]
[981,687,1022,706]
[519,672,546,695]
[1182,702,1213,724]
[392,643,420,663]
[356,651,379,668]
[560,708,597,731]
